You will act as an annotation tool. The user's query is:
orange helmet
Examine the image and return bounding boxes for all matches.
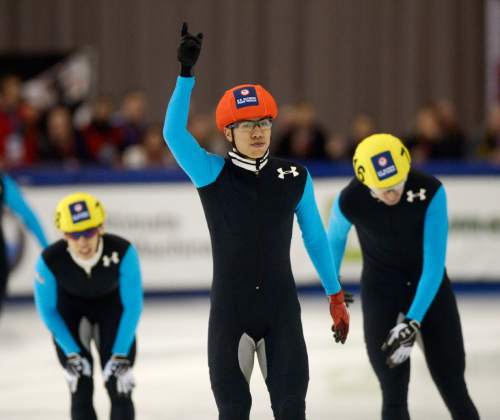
[215,84,278,132]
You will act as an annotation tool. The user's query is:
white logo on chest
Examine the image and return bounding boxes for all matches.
[102,252,120,267]
[277,166,299,179]
[406,188,426,202]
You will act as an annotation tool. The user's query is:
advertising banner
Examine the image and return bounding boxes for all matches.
[5,176,500,295]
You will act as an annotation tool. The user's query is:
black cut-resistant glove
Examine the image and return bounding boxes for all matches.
[177,22,203,77]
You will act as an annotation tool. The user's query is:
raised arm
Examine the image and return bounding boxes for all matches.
[3,175,48,248]
[162,23,224,188]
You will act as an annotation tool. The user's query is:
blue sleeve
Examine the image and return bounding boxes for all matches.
[295,172,341,295]
[112,245,144,355]
[406,186,448,322]
[3,175,49,248]
[327,193,353,275]
[162,76,225,188]
[33,256,80,355]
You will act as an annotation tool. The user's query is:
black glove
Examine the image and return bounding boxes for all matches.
[344,291,354,307]
[177,22,203,77]
[381,318,420,368]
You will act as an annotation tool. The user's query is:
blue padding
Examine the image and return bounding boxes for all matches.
[33,257,80,355]
[327,193,352,275]
[162,76,225,188]
[295,172,341,295]
[406,186,448,322]
[112,245,144,355]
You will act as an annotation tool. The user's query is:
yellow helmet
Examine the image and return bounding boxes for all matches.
[352,133,411,189]
[55,192,106,233]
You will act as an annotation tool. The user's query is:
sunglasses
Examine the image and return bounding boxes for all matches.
[229,118,273,131]
[66,227,99,240]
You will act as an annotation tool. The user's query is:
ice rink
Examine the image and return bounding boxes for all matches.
[0,293,498,420]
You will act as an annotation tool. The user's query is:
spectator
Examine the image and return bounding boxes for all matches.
[38,106,87,166]
[123,123,177,169]
[433,99,467,159]
[0,74,39,167]
[476,102,500,164]
[325,133,350,161]
[405,106,446,163]
[82,95,123,166]
[275,102,327,159]
[347,113,376,157]
[114,90,147,152]
[189,112,228,155]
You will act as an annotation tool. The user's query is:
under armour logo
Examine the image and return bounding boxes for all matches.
[277,166,299,179]
[406,188,426,202]
[102,252,120,267]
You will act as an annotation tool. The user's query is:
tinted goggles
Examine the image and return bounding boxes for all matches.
[66,227,99,240]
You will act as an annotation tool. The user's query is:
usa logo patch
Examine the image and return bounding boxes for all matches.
[233,86,259,109]
[371,151,397,180]
[69,201,91,224]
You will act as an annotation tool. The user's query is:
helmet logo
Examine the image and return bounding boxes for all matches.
[233,86,259,109]
[69,201,91,224]
[371,151,397,181]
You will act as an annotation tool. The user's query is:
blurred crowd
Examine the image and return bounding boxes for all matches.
[1,74,500,170]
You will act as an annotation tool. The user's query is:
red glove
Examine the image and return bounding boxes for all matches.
[329,290,350,344]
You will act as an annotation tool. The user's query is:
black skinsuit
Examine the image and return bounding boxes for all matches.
[336,170,479,420]
[202,156,310,420]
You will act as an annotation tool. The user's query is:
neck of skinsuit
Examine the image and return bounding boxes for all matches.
[228,147,269,173]
[67,237,103,275]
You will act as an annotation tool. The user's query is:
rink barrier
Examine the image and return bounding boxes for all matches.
[6,280,500,305]
[9,161,500,185]
[5,161,500,296]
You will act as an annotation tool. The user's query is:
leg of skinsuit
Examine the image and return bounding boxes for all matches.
[55,341,97,420]
[97,310,136,420]
[362,280,411,420]
[208,309,252,420]
[421,278,480,420]
[262,301,308,420]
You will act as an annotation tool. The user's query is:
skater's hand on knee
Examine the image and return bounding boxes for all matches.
[103,354,131,380]
[381,318,420,368]
[65,353,92,377]
[329,290,350,344]
[103,354,135,395]
[64,353,91,393]
[177,22,203,76]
